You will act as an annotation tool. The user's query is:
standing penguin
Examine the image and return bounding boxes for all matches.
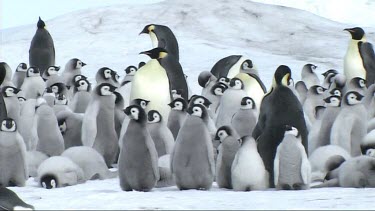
[20,67,45,99]
[82,83,118,167]
[61,58,86,88]
[215,78,247,128]
[345,77,367,95]
[56,110,83,149]
[119,105,159,191]
[0,118,28,187]
[303,85,327,124]
[117,66,137,108]
[167,98,188,139]
[147,110,174,157]
[2,86,21,124]
[330,91,367,156]
[35,98,65,156]
[204,82,228,118]
[0,63,8,124]
[130,50,171,119]
[274,125,311,190]
[42,87,55,107]
[95,67,120,87]
[12,63,27,89]
[18,98,38,150]
[69,78,91,113]
[210,55,255,79]
[215,126,241,189]
[121,65,137,84]
[231,97,258,138]
[253,65,308,188]
[301,64,320,88]
[171,104,214,190]
[140,24,179,61]
[0,187,34,210]
[231,136,269,191]
[234,72,266,110]
[42,65,60,82]
[29,17,55,75]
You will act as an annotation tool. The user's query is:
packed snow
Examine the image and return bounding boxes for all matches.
[1,0,375,209]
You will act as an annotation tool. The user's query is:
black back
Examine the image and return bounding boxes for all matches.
[210,55,242,78]
[359,42,375,87]
[0,63,7,123]
[153,24,179,61]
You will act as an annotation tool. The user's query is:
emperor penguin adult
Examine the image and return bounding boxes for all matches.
[35,98,65,156]
[61,58,86,88]
[252,65,308,188]
[231,96,258,138]
[12,62,27,89]
[171,104,215,190]
[20,67,45,99]
[2,86,20,124]
[95,67,120,87]
[274,125,311,190]
[210,55,256,79]
[0,118,28,187]
[140,48,188,101]
[344,27,375,87]
[231,136,269,191]
[331,91,367,156]
[119,105,159,192]
[301,64,320,88]
[234,72,266,110]
[147,110,174,157]
[69,78,92,113]
[140,24,179,61]
[215,126,241,189]
[0,187,34,210]
[56,110,83,149]
[82,83,118,167]
[29,17,55,76]
[167,98,188,139]
[130,50,171,120]
[215,78,247,128]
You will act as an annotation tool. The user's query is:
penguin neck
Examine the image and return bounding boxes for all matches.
[347,36,366,51]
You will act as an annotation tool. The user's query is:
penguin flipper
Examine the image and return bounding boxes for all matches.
[82,101,99,147]
[359,42,375,87]
[295,81,307,104]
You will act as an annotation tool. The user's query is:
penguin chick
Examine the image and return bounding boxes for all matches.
[301,64,320,88]
[147,110,174,157]
[70,78,91,113]
[20,67,45,99]
[167,98,188,140]
[96,67,120,87]
[303,85,327,124]
[12,63,27,89]
[231,96,258,138]
[61,58,86,88]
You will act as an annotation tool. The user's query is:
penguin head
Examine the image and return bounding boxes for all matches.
[303,64,317,73]
[16,63,27,72]
[132,98,150,109]
[218,76,230,86]
[0,118,17,132]
[54,94,68,105]
[329,88,342,97]
[273,65,291,87]
[43,87,55,97]
[37,17,45,29]
[124,105,146,122]
[189,95,212,109]
[198,71,215,88]
[72,75,87,84]
[26,67,40,77]
[18,97,26,104]
[46,66,60,76]
[50,83,66,94]
[344,91,364,105]
[241,59,254,70]
[187,103,207,119]
[366,149,375,157]
[322,69,339,78]
[214,126,233,142]
[41,174,57,189]
[240,96,255,109]
[140,48,168,59]
[284,125,300,137]
[168,98,187,111]
[310,85,327,95]
[350,77,366,89]
[344,27,365,41]
[97,83,116,96]
[210,82,228,96]
[324,95,341,107]
[113,92,124,108]
[125,66,137,75]
[75,78,91,92]
[148,110,162,123]
[58,120,67,135]
[97,67,114,80]
[74,59,86,69]
[229,78,244,90]
[138,61,146,69]
[171,89,183,99]
[2,86,20,97]
[112,71,120,83]
[140,24,155,35]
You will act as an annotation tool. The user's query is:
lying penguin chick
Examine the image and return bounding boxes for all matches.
[231,96,258,138]
[274,125,311,190]
[215,126,240,189]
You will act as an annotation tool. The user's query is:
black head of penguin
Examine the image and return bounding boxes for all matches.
[309,85,327,95]
[124,104,147,123]
[350,77,366,89]
[67,58,86,70]
[214,125,234,141]
[131,98,150,109]
[72,74,88,84]
[241,59,253,70]
[322,69,339,78]
[2,86,20,97]
[16,63,27,72]
[26,67,40,77]
[37,17,46,29]
[284,124,300,138]
[139,47,168,60]
[46,66,60,76]
[303,63,317,73]
[125,66,137,74]
[187,103,208,120]
[210,82,228,96]
[0,118,17,132]
[188,95,212,108]
[344,27,365,40]
[74,78,91,92]
[344,91,364,106]
[147,110,162,123]
[96,83,117,96]
[97,67,115,80]
[138,62,146,69]
[218,76,230,85]
[40,174,58,189]
[50,83,66,94]
[198,71,214,88]
[329,88,342,97]
[140,24,154,35]
[168,98,187,111]
[229,78,244,89]
[273,65,292,87]
[324,95,342,106]
[240,96,256,108]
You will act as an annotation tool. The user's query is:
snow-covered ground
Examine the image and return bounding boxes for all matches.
[1,0,375,209]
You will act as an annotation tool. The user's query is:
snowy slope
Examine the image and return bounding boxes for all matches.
[1,0,375,209]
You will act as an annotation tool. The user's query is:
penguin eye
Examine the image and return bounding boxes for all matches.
[154,114,158,119]
[78,61,82,65]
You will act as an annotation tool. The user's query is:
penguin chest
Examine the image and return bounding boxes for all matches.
[278,142,303,183]
[232,147,266,184]
[344,41,366,80]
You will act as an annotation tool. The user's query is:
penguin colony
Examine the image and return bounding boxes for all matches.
[1,16,375,209]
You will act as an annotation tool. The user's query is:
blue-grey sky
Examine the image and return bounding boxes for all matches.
[0,0,163,29]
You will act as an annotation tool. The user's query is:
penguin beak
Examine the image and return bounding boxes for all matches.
[344,28,353,33]
[81,62,87,67]
[323,97,330,103]
[124,107,131,116]
[139,27,149,35]
[33,68,40,74]
[109,85,117,92]
[56,66,61,71]
[14,88,20,94]
[139,51,151,55]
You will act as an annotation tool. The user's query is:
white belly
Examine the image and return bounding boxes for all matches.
[235,72,265,110]
[344,40,366,81]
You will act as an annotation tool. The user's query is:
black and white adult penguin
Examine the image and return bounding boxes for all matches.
[344,27,375,87]
[29,17,55,76]
[301,64,320,89]
[234,72,266,110]
[140,24,179,61]
[82,83,118,167]
[61,58,86,88]
[20,67,45,99]
[69,78,92,113]
[167,98,188,139]
[0,187,34,210]
[130,49,171,120]
[140,47,188,101]
[210,55,256,79]
[12,62,28,89]
[95,67,120,87]
[252,65,308,188]
[119,104,159,192]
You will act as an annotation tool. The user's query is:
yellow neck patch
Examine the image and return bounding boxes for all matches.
[159,52,168,58]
